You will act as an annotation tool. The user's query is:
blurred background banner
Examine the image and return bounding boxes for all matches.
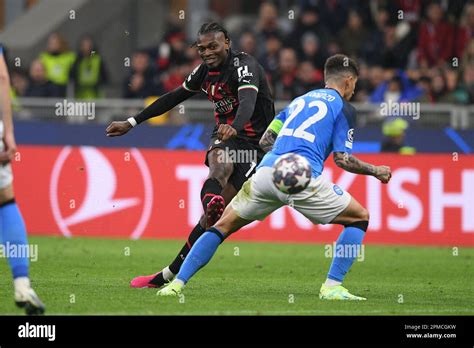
[11,120,474,153]
[13,146,474,246]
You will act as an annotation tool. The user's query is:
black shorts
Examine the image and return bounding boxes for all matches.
[205,136,265,191]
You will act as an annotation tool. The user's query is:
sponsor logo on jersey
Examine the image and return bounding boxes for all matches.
[213,96,237,114]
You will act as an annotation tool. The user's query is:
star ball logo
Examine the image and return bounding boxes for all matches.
[50,146,153,239]
[347,128,354,142]
[345,128,354,149]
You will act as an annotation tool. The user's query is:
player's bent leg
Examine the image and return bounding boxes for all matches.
[139,147,242,289]
[130,222,208,288]
[158,170,282,297]
[0,182,14,202]
[131,183,240,289]
[320,197,369,301]
[213,204,253,237]
[197,182,239,230]
[204,148,234,228]
[131,184,238,289]
[157,205,253,296]
[330,196,369,226]
[152,150,234,291]
[206,148,235,187]
[0,184,46,314]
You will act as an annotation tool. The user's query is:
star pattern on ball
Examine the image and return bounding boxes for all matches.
[275,179,289,193]
[278,159,294,177]
[294,173,309,189]
[273,153,312,195]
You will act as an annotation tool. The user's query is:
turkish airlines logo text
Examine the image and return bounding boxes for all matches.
[50,146,153,239]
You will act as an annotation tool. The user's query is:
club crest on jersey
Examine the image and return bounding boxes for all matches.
[333,185,344,196]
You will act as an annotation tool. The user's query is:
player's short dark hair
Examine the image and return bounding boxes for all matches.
[197,22,229,41]
[324,54,359,81]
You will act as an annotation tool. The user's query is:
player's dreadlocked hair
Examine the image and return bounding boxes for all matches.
[192,22,230,47]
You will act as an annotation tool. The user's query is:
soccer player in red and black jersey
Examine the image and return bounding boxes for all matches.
[106,22,275,288]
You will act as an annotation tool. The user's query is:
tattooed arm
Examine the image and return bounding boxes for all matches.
[333,152,376,175]
[259,128,278,153]
[333,152,391,183]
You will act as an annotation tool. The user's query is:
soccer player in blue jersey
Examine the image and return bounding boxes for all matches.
[0,45,45,314]
[158,54,392,300]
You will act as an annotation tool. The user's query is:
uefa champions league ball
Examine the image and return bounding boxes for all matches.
[272,153,312,194]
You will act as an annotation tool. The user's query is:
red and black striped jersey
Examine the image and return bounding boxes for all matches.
[183,50,275,144]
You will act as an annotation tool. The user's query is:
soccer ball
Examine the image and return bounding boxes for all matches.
[272,153,312,194]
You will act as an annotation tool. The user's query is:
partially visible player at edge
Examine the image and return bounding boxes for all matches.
[0,45,45,314]
[106,22,274,288]
[158,54,392,300]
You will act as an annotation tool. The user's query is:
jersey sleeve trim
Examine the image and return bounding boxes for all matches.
[182,81,200,93]
[238,84,259,92]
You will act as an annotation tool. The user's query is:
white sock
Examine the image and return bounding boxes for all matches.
[14,277,31,290]
[162,266,174,281]
[324,278,342,287]
[173,278,185,287]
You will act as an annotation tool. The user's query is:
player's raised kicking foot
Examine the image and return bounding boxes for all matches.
[319,284,366,301]
[205,195,225,228]
[14,278,46,315]
[130,194,226,289]
[129,194,224,289]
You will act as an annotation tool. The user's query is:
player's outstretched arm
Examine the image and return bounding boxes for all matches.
[333,152,391,183]
[106,86,195,137]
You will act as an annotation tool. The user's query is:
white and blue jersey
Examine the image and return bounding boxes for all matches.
[258,88,356,178]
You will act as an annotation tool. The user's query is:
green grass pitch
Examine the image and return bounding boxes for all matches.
[0,236,472,315]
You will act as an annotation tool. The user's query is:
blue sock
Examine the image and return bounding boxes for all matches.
[327,223,366,283]
[177,227,224,283]
[0,201,29,279]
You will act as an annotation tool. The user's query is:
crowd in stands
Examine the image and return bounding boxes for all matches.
[7,0,474,105]
[235,0,473,104]
[9,32,107,100]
